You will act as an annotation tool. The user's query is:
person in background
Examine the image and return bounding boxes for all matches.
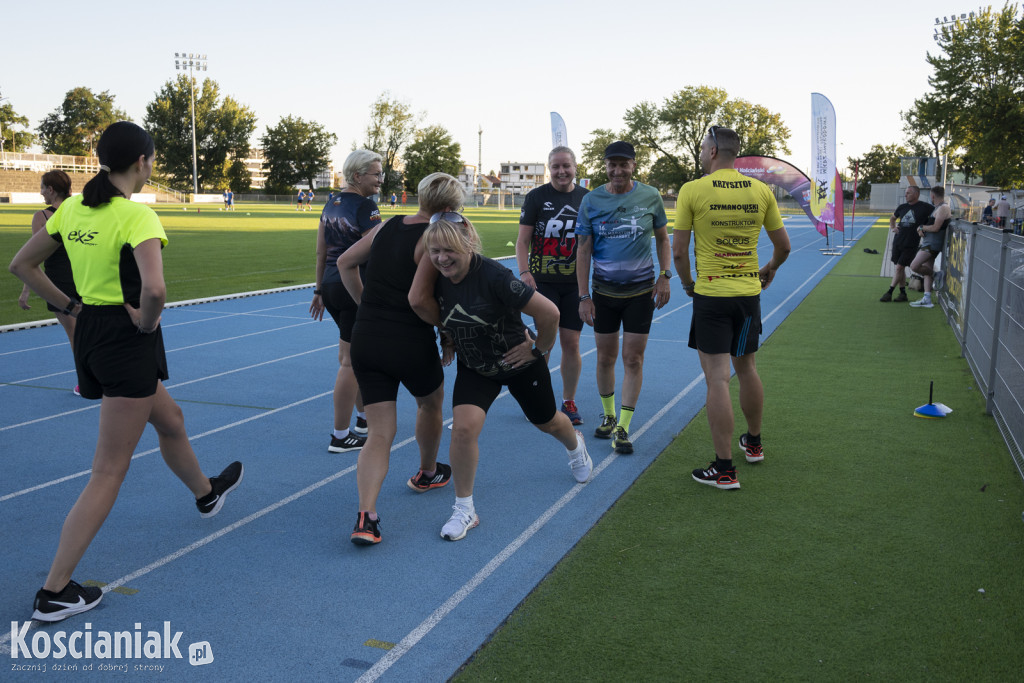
[305,189,315,211]
[310,150,383,453]
[880,186,932,303]
[994,195,1011,228]
[575,141,672,455]
[297,189,306,211]
[9,121,243,622]
[516,146,588,426]
[908,186,952,309]
[410,214,593,542]
[981,198,995,225]
[18,170,80,395]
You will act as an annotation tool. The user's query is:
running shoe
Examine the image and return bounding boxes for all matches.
[568,431,593,483]
[560,400,583,426]
[441,505,479,541]
[32,580,103,622]
[73,385,81,396]
[739,433,764,463]
[594,414,616,439]
[407,462,452,492]
[196,461,244,518]
[351,512,381,545]
[352,416,368,436]
[612,426,633,454]
[692,461,741,490]
[879,291,893,302]
[328,432,366,453]
[910,298,934,308]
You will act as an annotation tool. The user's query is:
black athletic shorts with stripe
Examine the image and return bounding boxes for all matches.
[688,293,761,357]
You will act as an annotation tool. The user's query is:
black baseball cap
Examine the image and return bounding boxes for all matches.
[604,141,635,159]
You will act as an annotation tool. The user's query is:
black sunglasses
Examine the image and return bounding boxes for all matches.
[708,125,720,149]
[429,211,466,225]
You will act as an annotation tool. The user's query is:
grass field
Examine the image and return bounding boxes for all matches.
[0,203,525,327]
[454,224,1024,681]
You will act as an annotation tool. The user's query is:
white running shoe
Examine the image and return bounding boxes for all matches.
[568,431,593,483]
[440,505,479,541]
[910,298,934,308]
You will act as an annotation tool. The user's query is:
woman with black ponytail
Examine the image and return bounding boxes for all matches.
[10,121,244,623]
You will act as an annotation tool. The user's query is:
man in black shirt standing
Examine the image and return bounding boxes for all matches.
[881,186,932,302]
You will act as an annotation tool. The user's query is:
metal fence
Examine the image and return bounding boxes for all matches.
[0,152,99,173]
[938,220,1024,481]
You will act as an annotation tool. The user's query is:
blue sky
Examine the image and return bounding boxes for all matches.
[3,0,945,179]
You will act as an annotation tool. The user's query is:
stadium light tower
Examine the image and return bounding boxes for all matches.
[174,52,208,194]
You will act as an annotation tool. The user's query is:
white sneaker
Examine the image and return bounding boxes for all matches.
[441,505,479,541]
[909,298,933,308]
[568,431,593,483]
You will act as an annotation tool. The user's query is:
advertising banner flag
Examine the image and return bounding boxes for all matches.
[810,93,837,227]
[734,156,827,236]
[551,112,567,149]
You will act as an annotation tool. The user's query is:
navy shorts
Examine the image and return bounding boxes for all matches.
[688,293,761,357]
[74,305,168,400]
[452,360,556,425]
[321,281,357,342]
[350,324,443,405]
[593,290,655,335]
[536,280,583,332]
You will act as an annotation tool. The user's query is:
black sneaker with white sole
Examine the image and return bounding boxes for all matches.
[196,461,244,518]
[352,416,368,436]
[328,432,366,453]
[32,580,103,622]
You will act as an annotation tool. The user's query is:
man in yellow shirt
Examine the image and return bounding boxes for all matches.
[673,126,791,489]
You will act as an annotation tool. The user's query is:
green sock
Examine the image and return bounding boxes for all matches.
[600,392,616,417]
[618,406,635,432]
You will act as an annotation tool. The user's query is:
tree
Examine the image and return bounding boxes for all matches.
[226,158,252,193]
[848,143,909,200]
[721,99,792,158]
[144,75,257,191]
[362,92,420,196]
[37,87,128,156]
[402,124,462,193]
[260,116,337,193]
[912,4,1024,186]
[0,93,35,153]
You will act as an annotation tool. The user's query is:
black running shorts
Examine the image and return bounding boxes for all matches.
[350,325,443,405]
[452,360,556,425]
[593,290,655,335]
[536,281,584,333]
[321,281,358,343]
[688,293,761,357]
[74,305,168,399]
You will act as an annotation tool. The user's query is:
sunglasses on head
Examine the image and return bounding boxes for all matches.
[708,125,720,149]
[429,211,466,225]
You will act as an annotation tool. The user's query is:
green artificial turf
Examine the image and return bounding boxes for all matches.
[0,204,525,327]
[454,222,1024,682]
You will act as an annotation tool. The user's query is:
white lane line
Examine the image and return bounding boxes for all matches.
[355,372,707,683]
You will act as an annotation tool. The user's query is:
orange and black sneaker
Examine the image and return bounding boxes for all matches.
[692,461,741,490]
[739,433,764,463]
[407,462,452,492]
[351,512,381,545]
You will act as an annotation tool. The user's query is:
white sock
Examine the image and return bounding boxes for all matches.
[455,495,474,513]
[333,428,349,439]
[566,433,584,457]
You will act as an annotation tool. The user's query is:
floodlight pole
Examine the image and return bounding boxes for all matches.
[174,53,208,195]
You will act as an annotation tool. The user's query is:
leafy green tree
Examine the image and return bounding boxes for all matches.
[143,75,256,191]
[401,124,462,192]
[916,4,1024,186]
[362,92,420,196]
[37,87,128,155]
[848,143,909,200]
[0,94,35,153]
[721,99,792,158]
[226,158,252,193]
[261,116,337,193]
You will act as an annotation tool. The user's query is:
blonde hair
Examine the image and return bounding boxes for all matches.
[343,149,382,184]
[417,172,465,215]
[548,146,577,164]
[423,217,482,256]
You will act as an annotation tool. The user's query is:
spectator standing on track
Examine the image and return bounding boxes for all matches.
[310,149,383,453]
[994,195,1010,228]
[673,125,790,490]
[9,121,243,622]
[338,173,461,546]
[17,170,81,395]
[515,146,589,426]
[575,141,672,455]
[908,186,952,309]
[881,186,932,302]
[410,215,593,542]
